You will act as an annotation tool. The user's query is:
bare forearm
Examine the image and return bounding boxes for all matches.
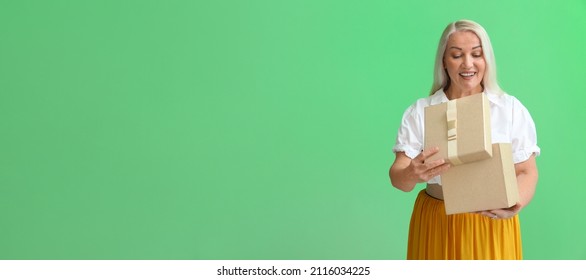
[516,170,538,209]
[515,156,538,210]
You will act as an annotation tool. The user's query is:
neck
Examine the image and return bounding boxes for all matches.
[445,86,483,100]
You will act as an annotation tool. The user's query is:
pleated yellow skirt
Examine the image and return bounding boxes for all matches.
[407,190,522,260]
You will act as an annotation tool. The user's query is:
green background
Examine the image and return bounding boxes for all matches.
[1,0,585,260]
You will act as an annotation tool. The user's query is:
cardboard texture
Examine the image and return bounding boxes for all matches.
[441,143,519,215]
[424,93,492,165]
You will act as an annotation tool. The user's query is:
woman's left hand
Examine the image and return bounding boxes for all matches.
[478,203,522,220]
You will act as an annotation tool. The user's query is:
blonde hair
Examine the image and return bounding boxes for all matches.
[430,19,503,95]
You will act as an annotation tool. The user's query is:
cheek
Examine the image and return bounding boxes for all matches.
[476,60,486,72]
[479,66,486,77]
[445,61,459,72]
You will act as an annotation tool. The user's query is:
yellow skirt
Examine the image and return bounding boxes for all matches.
[407,190,522,260]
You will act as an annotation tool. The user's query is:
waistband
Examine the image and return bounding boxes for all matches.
[425,183,443,200]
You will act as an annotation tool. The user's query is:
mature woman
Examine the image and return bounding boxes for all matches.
[389,19,540,259]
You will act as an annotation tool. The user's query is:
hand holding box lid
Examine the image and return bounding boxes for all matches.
[424,93,492,165]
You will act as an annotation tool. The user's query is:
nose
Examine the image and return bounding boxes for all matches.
[462,55,473,68]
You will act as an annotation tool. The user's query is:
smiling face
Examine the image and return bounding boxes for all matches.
[443,30,486,97]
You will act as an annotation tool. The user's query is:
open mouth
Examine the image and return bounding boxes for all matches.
[459,72,476,77]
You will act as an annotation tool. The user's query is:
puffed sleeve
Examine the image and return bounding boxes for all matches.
[392,104,424,159]
[511,97,541,163]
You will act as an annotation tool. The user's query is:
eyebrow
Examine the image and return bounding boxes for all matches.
[449,45,482,50]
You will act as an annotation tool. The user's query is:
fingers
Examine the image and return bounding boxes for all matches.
[507,203,522,212]
[423,158,448,171]
[420,161,451,181]
[479,211,498,219]
[410,147,451,182]
[415,147,441,162]
[480,208,519,220]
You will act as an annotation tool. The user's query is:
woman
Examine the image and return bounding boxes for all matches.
[389,19,540,260]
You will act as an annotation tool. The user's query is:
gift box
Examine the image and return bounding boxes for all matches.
[424,93,492,165]
[441,143,519,215]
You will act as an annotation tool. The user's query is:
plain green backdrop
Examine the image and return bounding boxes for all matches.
[1,0,585,260]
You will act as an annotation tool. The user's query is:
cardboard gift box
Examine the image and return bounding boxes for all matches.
[441,143,519,215]
[424,93,492,165]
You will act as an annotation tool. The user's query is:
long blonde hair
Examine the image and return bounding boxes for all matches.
[430,19,503,95]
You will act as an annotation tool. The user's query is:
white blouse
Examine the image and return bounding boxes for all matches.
[392,89,540,185]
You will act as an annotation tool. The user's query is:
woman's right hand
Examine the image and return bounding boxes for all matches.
[390,147,451,192]
[408,147,451,182]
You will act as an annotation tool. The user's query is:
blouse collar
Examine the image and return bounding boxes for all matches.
[431,88,505,107]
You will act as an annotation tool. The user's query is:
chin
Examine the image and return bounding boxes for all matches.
[461,81,482,90]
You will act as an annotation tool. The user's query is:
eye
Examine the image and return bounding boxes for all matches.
[472,53,483,58]
[452,54,462,59]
